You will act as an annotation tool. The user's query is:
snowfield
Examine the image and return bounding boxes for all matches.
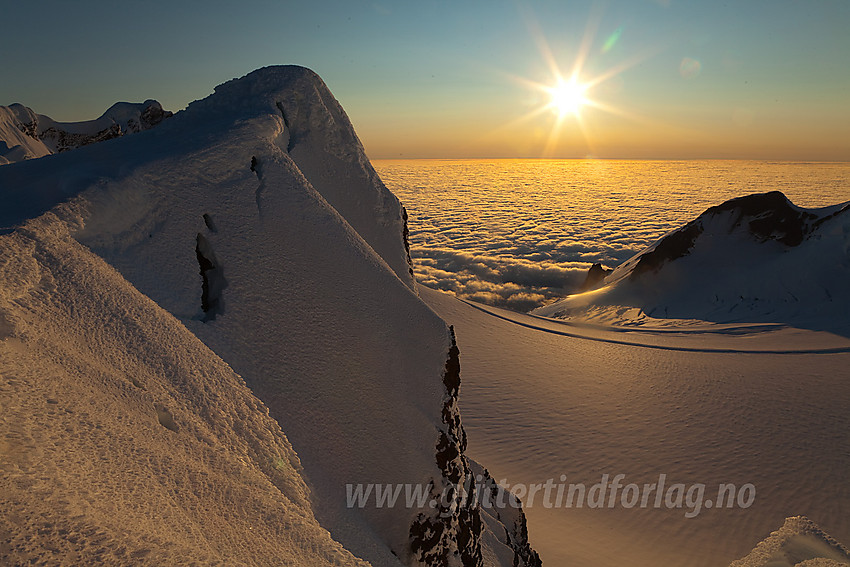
[423,285,850,566]
[0,213,368,566]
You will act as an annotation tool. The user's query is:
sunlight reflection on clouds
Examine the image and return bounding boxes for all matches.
[375,159,850,311]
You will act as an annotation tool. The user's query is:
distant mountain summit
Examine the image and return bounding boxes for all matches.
[535,191,850,332]
[624,191,849,280]
[0,99,171,164]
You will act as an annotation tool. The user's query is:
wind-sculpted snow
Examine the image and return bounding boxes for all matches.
[375,159,850,311]
[0,214,367,566]
[0,66,533,566]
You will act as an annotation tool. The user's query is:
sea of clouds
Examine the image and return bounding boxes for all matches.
[375,159,850,311]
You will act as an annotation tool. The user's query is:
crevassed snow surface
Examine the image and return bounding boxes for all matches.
[422,286,850,567]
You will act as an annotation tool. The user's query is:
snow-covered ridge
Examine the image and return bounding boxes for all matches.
[612,191,849,282]
[535,191,850,333]
[0,100,172,164]
[0,65,536,566]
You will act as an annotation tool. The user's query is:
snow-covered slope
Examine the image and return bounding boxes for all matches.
[0,105,52,164]
[0,66,535,566]
[731,517,850,567]
[0,212,367,566]
[0,99,171,165]
[535,191,850,333]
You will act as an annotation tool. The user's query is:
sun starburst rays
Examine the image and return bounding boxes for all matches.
[494,7,663,158]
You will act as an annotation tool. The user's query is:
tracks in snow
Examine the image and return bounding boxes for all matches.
[457,298,850,355]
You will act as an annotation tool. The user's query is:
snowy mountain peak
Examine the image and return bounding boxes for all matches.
[195,65,416,286]
[535,191,850,331]
[183,65,367,165]
[621,190,849,282]
[0,65,532,566]
[98,99,172,132]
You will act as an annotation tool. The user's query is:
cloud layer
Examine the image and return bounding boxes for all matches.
[376,160,849,311]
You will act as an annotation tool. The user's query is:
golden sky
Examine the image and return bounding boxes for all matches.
[3,1,849,160]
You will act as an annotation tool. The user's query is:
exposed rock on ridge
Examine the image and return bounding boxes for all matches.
[0,100,172,163]
[627,191,849,280]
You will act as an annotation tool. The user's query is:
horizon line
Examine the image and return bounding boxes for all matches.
[369,156,850,163]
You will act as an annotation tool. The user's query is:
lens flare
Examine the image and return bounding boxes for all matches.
[679,57,702,79]
[602,27,623,53]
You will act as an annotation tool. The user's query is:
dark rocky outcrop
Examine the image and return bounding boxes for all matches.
[38,123,124,153]
[578,263,613,291]
[402,206,414,277]
[137,101,172,130]
[411,327,541,567]
[411,326,480,566]
[195,233,228,321]
[629,222,703,280]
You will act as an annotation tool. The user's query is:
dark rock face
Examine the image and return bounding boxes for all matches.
[38,123,123,153]
[629,222,703,280]
[579,263,613,291]
[402,206,414,277]
[15,117,39,138]
[411,327,541,567]
[704,190,816,247]
[628,191,849,280]
[411,326,481,567]
[138,101,172,130]
[195,233,228,321]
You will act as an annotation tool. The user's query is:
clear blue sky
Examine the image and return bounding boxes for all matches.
[2,0,848,159]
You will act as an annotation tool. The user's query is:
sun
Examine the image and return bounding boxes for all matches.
[547,78,589,117]
[496,5,657,156]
